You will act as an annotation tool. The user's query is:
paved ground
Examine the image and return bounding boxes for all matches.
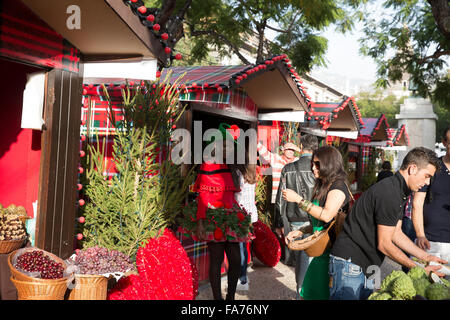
[196,255,402,300]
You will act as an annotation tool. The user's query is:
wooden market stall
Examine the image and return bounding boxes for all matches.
[383,124,411,170]
[158,55,311,282]
[342,114,391,192]
[296,97,364,192]
[0,0,166,299]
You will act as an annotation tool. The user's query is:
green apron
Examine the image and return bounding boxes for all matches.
[299,199,330,300]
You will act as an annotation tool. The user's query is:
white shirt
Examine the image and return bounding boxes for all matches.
[234,170,258,223]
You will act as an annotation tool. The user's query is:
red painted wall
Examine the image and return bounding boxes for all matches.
[0,58,43,218]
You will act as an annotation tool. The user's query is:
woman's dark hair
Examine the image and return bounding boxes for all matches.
[381,161,392,171]
[312,146,349,202]
[443,126,450,142]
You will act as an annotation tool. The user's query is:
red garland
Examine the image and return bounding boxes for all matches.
[252,221,281,267]
[107,228,198,300]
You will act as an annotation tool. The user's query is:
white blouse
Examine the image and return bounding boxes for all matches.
[234,170,258,223]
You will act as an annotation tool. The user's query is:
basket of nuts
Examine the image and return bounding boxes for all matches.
[0,212,27,254]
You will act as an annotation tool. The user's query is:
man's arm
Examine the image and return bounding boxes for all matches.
[411,191,430,250]
[257,142,280,167]
[378,220,446,274]
[378,222,425,270]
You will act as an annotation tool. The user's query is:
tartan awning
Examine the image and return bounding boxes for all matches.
[387,124,410,146]
[0,1,81,72]
[304,96,364,132]
[161,54,311,111]
[360,114,389,139]
[162,65,248,87]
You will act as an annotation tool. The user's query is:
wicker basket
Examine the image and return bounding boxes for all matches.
[68,274,108,300]
[287,220,335,257]
[10,277,67,300]
[7,247,68,283]
[0,237,26,254]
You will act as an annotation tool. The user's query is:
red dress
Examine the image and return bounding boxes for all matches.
[192,162,254,242]
[193,162,239,220]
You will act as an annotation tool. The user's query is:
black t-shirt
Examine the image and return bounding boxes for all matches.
[331,172,411,275]
[376,169,393,182]
[318,179,351,208]
[419,157,450,243]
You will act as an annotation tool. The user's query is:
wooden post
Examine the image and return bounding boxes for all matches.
[35,64,84,259]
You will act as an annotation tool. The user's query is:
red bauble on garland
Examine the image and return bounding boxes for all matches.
[252,221,281,267]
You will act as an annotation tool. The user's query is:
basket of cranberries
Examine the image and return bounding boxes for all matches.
[8,248,69,300]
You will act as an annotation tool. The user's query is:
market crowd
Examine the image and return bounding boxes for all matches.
[192,124,450,300]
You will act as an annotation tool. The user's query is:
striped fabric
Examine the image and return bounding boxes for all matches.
[257,142,298,203]
[162,65,250,87]
[0,1,81,72]
[361,146,371,175]
[175,232,210,283]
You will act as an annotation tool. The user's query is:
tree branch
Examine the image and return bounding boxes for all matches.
[419,48,450,64]
[427,0,450,41]
[156,0,177,27]
[255,19,268,62]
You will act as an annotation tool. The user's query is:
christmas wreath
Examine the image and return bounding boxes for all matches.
[107,228,198,300]
[252,221,281,267]
[177,200,254,242]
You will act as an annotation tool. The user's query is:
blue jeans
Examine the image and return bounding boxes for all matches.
[329,255,375,300]
[239,242,249,283]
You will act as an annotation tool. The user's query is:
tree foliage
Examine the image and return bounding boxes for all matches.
[142,0,367,73]
[359,0,450,103]
[356,90,403,127]
[80,80,195,260]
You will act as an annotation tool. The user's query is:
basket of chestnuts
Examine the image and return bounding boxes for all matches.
[0,210,28,254]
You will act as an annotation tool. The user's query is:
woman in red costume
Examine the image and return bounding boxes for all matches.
[193,124,244,300]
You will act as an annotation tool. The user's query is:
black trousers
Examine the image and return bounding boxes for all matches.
[207,241,241,300]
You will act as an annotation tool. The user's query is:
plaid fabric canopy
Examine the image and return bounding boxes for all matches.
[387,124,410,146]
[0,1,81,73]
[162,65,248,87]
[305,96,365,131]
[161,55,311,117]
[360,114,389,137]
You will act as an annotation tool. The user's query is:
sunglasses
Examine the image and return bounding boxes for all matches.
[311,161,320,170]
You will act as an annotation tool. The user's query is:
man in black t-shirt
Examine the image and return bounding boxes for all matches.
[329,147,447,300]
[412,126,450,270]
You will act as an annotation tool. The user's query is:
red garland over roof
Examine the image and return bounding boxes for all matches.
[387,124,410,146]
[360,114,389,138]
[123,0,183,66]
[160,54,311,105]
[305,96,365,131]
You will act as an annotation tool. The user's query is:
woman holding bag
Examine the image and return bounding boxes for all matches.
[282,146,350,300]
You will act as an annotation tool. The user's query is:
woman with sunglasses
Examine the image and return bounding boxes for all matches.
[282,145,351,300]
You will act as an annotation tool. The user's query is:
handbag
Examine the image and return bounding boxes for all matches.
[287,182,354,257]
[287,219,335,257]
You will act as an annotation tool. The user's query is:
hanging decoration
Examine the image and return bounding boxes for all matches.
[252,221,281,267]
